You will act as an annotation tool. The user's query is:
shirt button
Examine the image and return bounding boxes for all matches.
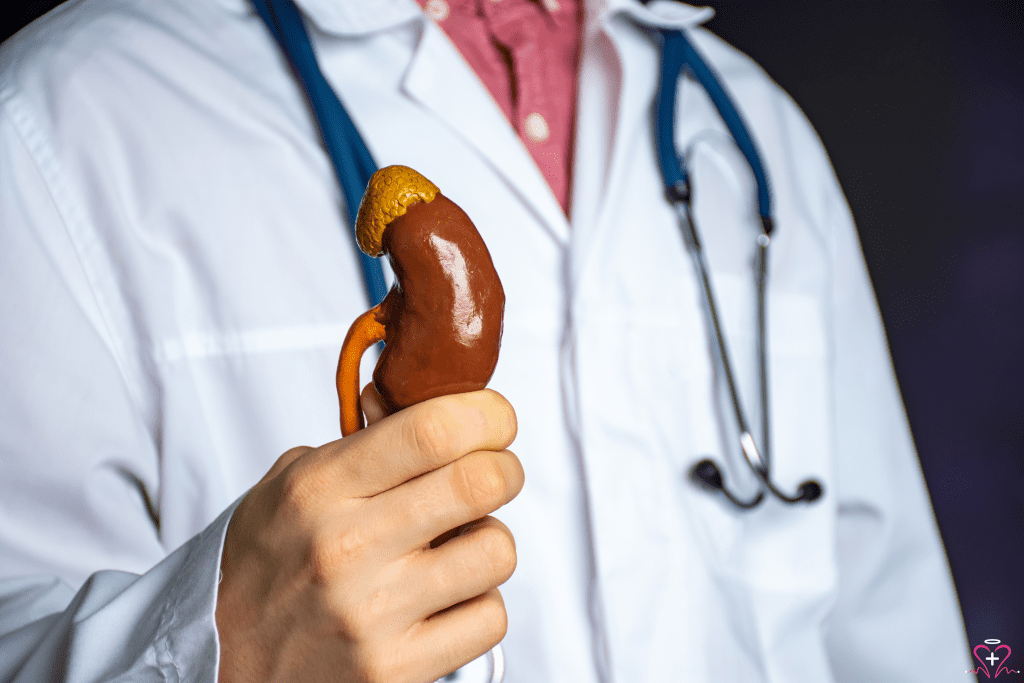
[524,113,550,143]
[424,0,449,22]
[542,0,560,11]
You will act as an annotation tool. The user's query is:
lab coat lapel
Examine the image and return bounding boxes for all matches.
[400,21,571,245]
[570,2,714,290]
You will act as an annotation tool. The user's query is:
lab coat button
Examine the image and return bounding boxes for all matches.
[524,112,550,142]
[425,0,449,22]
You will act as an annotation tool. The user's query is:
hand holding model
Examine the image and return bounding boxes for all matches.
[216,167,518,683]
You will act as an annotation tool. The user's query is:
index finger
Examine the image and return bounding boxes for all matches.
[323,389,517,500]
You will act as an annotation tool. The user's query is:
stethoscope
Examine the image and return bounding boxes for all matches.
[655,31,822,509]
[251,0,821,518]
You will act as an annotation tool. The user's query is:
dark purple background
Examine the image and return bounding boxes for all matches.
[704,2,1024,665]
[4,0,1023,671]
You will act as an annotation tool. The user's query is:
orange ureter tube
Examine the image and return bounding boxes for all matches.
[336,304,386,436]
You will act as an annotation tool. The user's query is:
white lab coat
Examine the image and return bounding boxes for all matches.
[0,0,969,680]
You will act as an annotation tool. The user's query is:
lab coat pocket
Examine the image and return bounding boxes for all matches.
[670,273,836,595]
[661,275,840,680]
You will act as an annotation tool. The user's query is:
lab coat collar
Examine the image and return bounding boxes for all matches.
[281,0,714,38]
[217,0,422,36]
[589,0,715,33]
[229,0,713,244]
[288,0,423,36]
[232,0,570,240]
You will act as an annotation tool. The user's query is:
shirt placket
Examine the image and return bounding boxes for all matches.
[487,1,575,211]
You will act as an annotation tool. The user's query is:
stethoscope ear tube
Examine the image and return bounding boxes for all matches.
[656,30,822,510]
[252,0,388,309]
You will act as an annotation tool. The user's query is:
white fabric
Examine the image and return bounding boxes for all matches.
[0,0,969,680]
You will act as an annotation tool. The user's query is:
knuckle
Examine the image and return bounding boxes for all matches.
[333,525,370,565]
[280,445,313,462]
[306,526,366,585]
[264,445,313,482]
[451,456,507,511]
[409,409,454,462]
[359,584,392,626]
[274,464,315,521]
[478,526,517,579]
[483,389,517,441]
[400,490,435,531]
[497,397,518,441]
[460,400,490,433]
[479,592,509,643]
[305,539,337,586]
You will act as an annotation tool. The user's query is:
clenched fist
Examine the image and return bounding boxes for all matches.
[215,388,522,683]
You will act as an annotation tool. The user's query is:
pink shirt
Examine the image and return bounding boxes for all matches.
[417,0,581,213]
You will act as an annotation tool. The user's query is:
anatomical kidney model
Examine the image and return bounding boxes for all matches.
[336,165,505,436]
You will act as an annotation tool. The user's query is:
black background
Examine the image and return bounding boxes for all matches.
[3,0,1023,673]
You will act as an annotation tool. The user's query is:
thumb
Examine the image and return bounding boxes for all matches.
[360,382,387,427]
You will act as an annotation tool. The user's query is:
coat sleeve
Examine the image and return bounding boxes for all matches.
[818,158,971,680]
[0,91,230,683]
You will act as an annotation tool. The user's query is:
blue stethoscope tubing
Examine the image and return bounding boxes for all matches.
[250,0,387,306]
[251,0,821,513]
